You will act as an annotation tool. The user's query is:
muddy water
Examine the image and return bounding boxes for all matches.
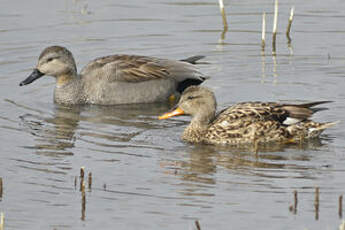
[0,0,345,229]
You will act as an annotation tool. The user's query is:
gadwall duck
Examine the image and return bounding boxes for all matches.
[20,46,207,105]
[159,86,336,146]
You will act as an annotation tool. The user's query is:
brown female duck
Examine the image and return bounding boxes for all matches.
[20,46,207,105]
[159,86,336,146]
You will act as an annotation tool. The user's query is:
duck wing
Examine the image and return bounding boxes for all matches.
[212,101,332,126]
[205,101,332,144]
[80,54,207,85]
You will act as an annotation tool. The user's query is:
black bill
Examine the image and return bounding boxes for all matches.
[19,69,44,86]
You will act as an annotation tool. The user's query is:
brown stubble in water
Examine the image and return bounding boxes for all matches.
[261,12,266,52]
[0,212,4,230]
[81,180,86,221]
[314,187,319,220]
[339,195,343,218]
[0,177,3,200]
[74,176,77,190]
[195,220,201,230]
[88,172,92,191]
[80,167,85,178]
[288,190,297,214]
[286,7,295,44]
[272,0,278,55]
[293,190,298,214]
[218,0,228,32]
[79,167,85,192]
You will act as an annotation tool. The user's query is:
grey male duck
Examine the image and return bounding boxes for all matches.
[159,86,336,146]
[20,46,207,105]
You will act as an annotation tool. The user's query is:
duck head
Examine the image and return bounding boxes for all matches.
[20,46,77,86]
[159,86,217,122]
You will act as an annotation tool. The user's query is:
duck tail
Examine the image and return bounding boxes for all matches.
[281,101,333,123]
[180,55,205,64]
[307,121,339,138]
[298,101,333,114]
[287,121,338,140]
[294,100,333,108]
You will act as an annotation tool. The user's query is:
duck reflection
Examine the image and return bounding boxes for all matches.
[178,145,217,185]
[166,138,327,188]
[19,104,81,156]
[19,102,172,156]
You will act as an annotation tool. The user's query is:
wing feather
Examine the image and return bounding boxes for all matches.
[80,54,204,83]
[211,101,331,127]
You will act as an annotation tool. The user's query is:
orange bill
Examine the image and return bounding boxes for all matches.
[158,107,185,120]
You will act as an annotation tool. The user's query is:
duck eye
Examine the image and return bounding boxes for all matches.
[47,58,54,62]
[187,96,194,100]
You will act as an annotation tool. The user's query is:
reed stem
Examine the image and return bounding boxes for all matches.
[81,181,86,221]
[195,220,201,230]
[314,187,319,220]
[0,212,4,230]
[88,172,92,191]
[74,176,77,190]
[0,178,3,199]
[286,6,294,43]
[293,190,298,214]
[79,167,85,192]
[261,12,266,50]
[218,0,228,31]
[339,195,343,218]
[80,167,85,179]
[272,0,278,54]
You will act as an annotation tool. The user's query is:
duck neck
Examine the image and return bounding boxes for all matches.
[56,73,75,88]
[54,73,83,105]
[182,112,214,143]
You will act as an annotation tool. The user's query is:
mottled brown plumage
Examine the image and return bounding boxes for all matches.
[159,86,336,146]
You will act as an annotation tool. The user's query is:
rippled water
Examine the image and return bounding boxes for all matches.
[1,0,345,229]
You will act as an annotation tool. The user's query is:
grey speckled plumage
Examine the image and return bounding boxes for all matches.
[159,86,336,146]
[20,46,207,105]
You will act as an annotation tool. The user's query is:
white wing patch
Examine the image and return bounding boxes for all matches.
[308,128,316,134]
[283,117,302,125]
[220,120,230,127]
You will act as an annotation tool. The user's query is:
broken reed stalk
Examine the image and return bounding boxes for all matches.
[195,220,201,230]
[88,172,92,191]
[0,177,3,199]
[79,178,84,192]
[80,167,85,179]
[0,212,3,230]
[339,195,343,218]
[340,220,345,230]
[293,190,298,214]
[218,0,228,31]
[81,180,85,193]
[272,0,278,54]
[261,12,266,50]
[81,181,86,221]
[79,167,85,192]
[314,187,319,220]
[286,6,294,43]
[74,176,77,190]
